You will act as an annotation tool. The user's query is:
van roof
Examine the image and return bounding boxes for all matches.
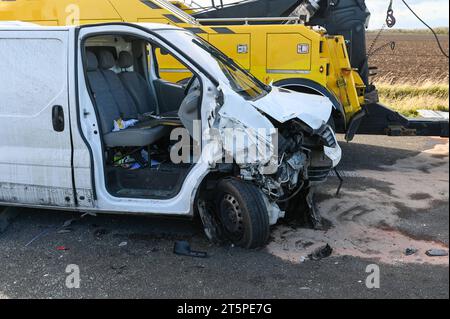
[0,21,39,27]
[0,21,184,32]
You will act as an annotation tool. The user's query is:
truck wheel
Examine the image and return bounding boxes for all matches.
[215,179,270,249]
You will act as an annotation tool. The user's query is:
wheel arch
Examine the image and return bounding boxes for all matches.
[273,78,346,127]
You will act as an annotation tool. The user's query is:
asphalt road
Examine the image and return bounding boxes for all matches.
[0,135,448,299]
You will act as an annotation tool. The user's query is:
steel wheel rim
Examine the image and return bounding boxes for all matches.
[219,194,244,239]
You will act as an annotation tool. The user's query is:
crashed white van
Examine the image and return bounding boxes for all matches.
[0,22,341,248]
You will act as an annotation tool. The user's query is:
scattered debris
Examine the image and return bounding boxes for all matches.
[299,256,307,263]
[57,229,73,234]
[334,168,344,196]
[308,244,333,261]
[25,214,86,246]
[111,265,127,274]
[81,212,97,218]
[56,246,69,251]
[118,241,128,247]
[62,218,76,228]
[295,240,314,249]
[174,240,208,258]
[426,249,448,257]
[405,247,418,256]
[94,228,109,239]
[25,228,52,247]
[306,188,323,229]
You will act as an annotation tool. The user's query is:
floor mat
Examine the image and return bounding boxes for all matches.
[107,163,193,199]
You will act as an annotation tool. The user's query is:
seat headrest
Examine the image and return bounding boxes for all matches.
[118,51,133,69]
[86,51,98,71]
[98,50,116,70]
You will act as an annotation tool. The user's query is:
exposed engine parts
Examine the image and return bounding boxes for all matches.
[239,119,336,200]
[235,119,336,231]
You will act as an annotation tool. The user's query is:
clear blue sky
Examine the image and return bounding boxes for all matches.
[193,0,449,29]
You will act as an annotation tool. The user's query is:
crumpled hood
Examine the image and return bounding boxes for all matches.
[251,87,333,130]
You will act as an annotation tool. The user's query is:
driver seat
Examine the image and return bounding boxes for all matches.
[118,51,159,116]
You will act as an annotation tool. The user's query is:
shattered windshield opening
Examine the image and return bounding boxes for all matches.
[155,29,270,101]
[192,38,271,100]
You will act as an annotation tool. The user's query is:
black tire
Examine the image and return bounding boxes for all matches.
[215,179,270,249]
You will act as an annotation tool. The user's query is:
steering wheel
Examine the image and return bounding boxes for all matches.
[183,76,198,96]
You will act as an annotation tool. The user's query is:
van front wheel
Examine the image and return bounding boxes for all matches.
[215,179,270,249]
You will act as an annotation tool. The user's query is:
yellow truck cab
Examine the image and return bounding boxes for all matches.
[0,0,366,135]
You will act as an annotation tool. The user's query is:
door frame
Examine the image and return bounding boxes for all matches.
[75,23,216,216]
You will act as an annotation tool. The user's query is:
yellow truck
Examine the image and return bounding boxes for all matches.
[2,0,447,138]
[0,0,366,138]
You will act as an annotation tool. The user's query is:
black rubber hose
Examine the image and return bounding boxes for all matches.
[401,0,449,59]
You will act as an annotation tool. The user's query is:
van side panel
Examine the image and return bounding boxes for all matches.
[0,30,75,207]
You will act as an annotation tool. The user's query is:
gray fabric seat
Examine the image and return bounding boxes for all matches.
[86,51,167,148]
[97,50,140,119]
[86,51,121,134]
[117,51,159,115]
[103,126,167,148]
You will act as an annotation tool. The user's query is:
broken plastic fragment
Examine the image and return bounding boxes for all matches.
[118,241,128,247]
[62,219,76,228]
[57,229,72,234]
[308,244,333,260]
[405,248,418,256]
[425,249,448,257]
[173,240,208,258]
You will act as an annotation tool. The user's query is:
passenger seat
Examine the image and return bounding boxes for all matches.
[86,51,167,148]
[117,51,159,115]
[97,50,140,120]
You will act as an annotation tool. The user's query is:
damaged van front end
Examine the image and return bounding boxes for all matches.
[209,85,342,230]
[152,26,342,247]
[0,21,341,250]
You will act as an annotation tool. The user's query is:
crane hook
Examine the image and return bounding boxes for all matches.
[386,0,396,28]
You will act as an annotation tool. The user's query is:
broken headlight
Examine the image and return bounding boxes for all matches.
[320,125,337,148]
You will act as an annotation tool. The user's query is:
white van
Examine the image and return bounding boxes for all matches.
[0,22,341,248]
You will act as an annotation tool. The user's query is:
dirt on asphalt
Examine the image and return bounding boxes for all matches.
[0,136,448,299]
[267,138,449,265]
